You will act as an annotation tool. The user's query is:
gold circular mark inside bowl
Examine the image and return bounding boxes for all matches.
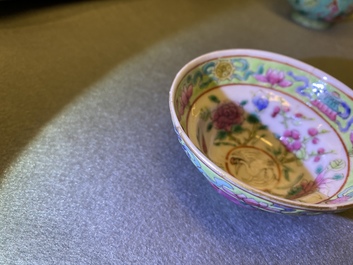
[225,146,282,191]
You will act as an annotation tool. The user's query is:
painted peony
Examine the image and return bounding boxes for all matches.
[212,102,244,131]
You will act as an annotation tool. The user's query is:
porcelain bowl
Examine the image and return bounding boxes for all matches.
[169,49,353,215]
[287,0,353,29]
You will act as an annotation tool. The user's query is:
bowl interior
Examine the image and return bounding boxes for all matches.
[171,50,353,207]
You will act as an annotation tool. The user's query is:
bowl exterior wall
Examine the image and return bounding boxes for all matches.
[173,125,326,215]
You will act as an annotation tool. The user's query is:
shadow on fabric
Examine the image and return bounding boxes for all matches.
[0,0,242,181]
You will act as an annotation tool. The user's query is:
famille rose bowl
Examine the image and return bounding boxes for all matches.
[169,49,353,215]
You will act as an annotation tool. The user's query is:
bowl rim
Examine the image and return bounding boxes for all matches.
[169,48,353,212]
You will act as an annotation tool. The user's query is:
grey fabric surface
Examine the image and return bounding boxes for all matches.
[1,0,353,264]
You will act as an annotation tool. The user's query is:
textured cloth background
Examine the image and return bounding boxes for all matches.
[1,1,353,264]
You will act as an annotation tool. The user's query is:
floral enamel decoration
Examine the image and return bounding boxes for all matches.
[170,50,353,214]
[213,61,235,81]
[196,89,342,201]
[176,84,193,117]
[287,160,345,200]
[254,68,293,88]
[252,94,269,111]
[212,101,244,132]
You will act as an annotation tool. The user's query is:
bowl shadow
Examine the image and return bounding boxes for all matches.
[162,135,353,263]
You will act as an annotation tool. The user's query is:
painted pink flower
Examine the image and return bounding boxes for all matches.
[255,68,292,88]
[283,130,292,137]
[178,84,193,116]
[350,131,353,144]
[300,180,319,196]
[308,127,319,136]
[271,106,281,117]
[281,129,303,153]
[212,102,244,131]
[313,148,326,162]
[318,148,325,155]
[312,137,319,144]
[291,140,302,151]
[242,197,271,210]
[281,138,289,147]
[314,156,321,162]
[213,185,276,212]
[288,170,329,200]
[291,129,300,140]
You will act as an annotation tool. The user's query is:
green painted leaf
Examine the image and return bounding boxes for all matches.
[202,62,216,74]
[231,125,244,133]
[284,169,290,181]
[328,159,346,171]
[215,130,227,140]
[240,100,248,106]
[247,113,260,124]
[295,148,307,160]
[200,80,212,89]
[258,125,268,130]
[292,120,301,126]
[209,95,220,103]
[320,129,330,134]
[200,108,210,121]
[207,122,213,132]
[257,64,264,75]
[287,185,302,196]
[273,148,282,156]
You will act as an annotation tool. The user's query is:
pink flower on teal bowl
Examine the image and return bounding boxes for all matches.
[287,0,353,29]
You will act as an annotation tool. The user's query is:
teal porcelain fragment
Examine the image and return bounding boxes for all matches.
[287,0,353,29]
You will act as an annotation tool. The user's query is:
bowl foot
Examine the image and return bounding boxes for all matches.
[290,11,332,30]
